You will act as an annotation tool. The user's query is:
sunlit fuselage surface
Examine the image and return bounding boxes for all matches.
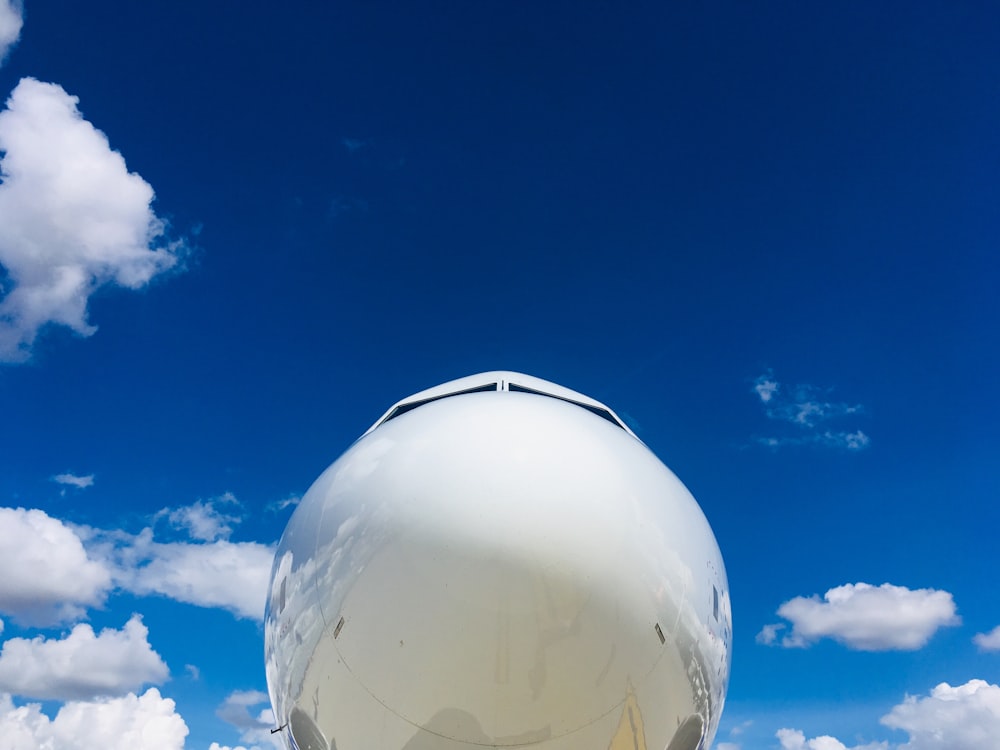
[265,373,731,750]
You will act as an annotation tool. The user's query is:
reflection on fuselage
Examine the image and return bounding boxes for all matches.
[265,373,731,750]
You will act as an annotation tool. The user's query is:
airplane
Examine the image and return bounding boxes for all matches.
[264,372,731,750]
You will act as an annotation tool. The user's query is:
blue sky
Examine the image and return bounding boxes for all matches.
[0,2,997,748]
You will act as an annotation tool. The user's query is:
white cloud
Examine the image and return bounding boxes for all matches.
[775,680,1000,750]
[0,77,186,362]
[973,625,1000,652]
[756,622,785,645]
[160,492,242,542]
[776,728,888,750]
[0,614,168,701]
[0,687,188,750]
[0,507,112,626]
[880,679,1000,749]
[108,529,273,620]
[0,504,270,624]
[52,472,95,489]
[716,744,741,750]
[764,583,960,651]
[0,1,21,64]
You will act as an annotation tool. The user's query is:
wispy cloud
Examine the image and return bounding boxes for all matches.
[0,1,22,64]
[52,473,95,489]
[266,494,300,513]
[750,370,869,450]
[0,78,188,363]
[755,430,870,451]
[759,582,960,651]
[753,372,779,403]
[341,136,366,153]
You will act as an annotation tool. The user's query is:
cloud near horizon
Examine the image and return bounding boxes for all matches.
[0,77,187,363]
[778,679,1000,750]
[0,688,188,750]
[0,499,275,748]
[759,582,960,651]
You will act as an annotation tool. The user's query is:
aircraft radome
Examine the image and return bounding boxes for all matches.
[265,372,731,750]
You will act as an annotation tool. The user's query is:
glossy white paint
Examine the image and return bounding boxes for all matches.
[265,372,731,750]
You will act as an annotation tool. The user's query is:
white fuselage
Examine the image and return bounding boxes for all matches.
[265,372,731,750]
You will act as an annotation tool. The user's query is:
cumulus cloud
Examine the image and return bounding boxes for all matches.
[52,472,95,489]
[759,583,960,651]
[776,728,888,750]
[0,687,188,750]
[0,503,270,625]
[881,679,1000,749]
[216,690,279,748]
[102,528,273,620]
[0,1,21,63]
[0,507,112,626]
[0,614,168,701]
[0,77,187,362]
[973,625,1000,652]
[751,371,869,450]
[159,492,242,542]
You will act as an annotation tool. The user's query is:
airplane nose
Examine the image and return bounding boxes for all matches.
[266,380,728,750]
